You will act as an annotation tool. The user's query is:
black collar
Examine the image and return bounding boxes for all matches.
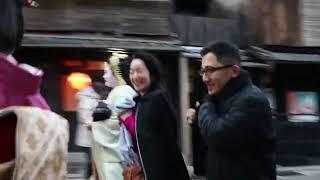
[134,88,166,103]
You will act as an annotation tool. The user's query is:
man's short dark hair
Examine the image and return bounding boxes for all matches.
[200,41,241,65]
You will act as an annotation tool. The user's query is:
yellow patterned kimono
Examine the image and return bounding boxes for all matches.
[0,107,69,180]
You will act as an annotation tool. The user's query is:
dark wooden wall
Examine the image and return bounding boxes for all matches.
[242,0,301,46]
[301,0,320,46]
[242,0,320,47]
[174,15,240,46]
[23,0,174,36]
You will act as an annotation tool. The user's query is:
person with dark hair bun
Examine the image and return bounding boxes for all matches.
[0,0,49,109]
[0,1,69,179]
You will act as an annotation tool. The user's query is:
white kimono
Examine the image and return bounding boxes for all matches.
[91,85,137,180]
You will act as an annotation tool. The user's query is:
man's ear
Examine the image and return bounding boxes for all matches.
[230,65,241,78]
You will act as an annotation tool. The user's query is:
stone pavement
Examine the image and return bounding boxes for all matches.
[277,165,320,180]
[187,165,320,180]
[190,175,206,180]
[67,152,320,180]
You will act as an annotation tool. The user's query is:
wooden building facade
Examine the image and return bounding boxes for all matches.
[17,0,320,167]
[19,0,183,152]
[244,0,320,47]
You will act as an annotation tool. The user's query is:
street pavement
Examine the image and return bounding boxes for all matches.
[187,166,320,180]
[67,152,320,180]
[277,165,320,180]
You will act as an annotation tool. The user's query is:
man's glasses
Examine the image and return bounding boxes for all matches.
[199,65,234,76]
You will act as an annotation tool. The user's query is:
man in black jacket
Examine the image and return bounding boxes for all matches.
[198,42,276,180]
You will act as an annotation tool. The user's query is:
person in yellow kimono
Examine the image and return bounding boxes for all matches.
[0,107,69,180]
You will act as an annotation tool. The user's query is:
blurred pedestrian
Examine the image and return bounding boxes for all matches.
[75,81,111,178]
[75,81,110,147]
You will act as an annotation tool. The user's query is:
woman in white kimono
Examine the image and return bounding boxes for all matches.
[90,57,137,180]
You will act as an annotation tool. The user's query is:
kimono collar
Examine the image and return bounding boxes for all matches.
[0,54,43,95]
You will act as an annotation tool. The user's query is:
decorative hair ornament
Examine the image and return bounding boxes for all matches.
[24,0,39,7]
[109,56,126,85]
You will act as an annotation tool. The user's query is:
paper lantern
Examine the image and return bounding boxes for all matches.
[67,72,92,90]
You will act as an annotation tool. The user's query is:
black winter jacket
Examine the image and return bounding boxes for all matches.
[135,89,190,180]
[198,70,276,180]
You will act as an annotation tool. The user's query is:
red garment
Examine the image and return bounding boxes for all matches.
[0,53,50,163]
[122,110,136,141]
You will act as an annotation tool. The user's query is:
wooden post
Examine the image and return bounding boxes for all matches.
[179,56,192,166]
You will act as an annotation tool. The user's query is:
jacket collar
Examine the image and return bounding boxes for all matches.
[134,88,165,103]
[0,54,43,95]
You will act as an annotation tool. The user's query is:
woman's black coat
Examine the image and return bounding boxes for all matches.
[135,89,190,180]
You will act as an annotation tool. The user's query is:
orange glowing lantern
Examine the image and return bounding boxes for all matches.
[67,72,92,90]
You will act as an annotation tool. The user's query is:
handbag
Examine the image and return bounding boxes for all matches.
[92,101,112,122]
[122,164,144,180]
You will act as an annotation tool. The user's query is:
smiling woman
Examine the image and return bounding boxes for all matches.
[129,51,164,96]
[129,51,190,180]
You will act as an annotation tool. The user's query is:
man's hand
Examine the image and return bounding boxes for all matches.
[186,108,196,125]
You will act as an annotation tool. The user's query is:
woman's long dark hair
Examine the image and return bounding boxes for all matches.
[0,0,24,54]
[131,51,166,92]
